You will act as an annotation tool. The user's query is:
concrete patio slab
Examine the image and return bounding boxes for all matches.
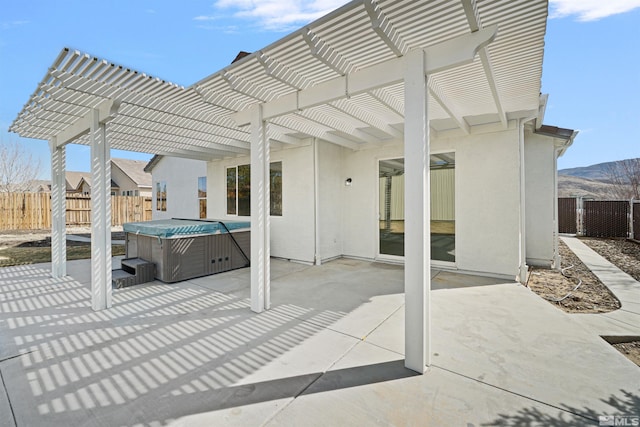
[267,341,593,426]
[1,257,639,426]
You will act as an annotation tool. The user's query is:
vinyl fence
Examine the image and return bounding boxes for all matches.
[0,193,152,230]
[558,197,638,239]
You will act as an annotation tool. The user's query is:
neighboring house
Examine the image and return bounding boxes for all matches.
[144,155,208,219]
[27,180,51,193]
[111,158,152,197]
[65,171,91,194]
[61,159,150,196]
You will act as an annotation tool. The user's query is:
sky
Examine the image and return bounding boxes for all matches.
[1,0,639,179]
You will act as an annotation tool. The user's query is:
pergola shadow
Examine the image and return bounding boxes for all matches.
[0,258,411,425]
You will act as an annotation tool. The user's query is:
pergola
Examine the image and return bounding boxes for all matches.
[10,0,549,373]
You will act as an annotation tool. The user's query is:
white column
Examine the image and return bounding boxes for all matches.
[250,104,270,313]
[90,108,112,311]
[50,139,67,278]
[403,49,430,374]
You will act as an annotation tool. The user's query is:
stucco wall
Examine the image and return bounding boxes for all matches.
[524,130,556,267]
[207,142,316,263]
[317,141,344,261]
[340,143,404,260]
[150,157,207,220]
[447,127,521,278]
[203,123,534,279]
[337,126,522,278]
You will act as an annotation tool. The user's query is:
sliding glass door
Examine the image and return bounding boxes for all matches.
[378,153,455,262]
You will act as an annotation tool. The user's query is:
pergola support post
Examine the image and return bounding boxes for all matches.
[90,108,112,311]
[50,139,67,278]
[403,49,431,374]
[250,104,271,313]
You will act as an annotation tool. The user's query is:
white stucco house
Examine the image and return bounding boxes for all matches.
[144,155,208,219]
[9,0,577,373]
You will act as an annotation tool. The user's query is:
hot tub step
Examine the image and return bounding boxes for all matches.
[121,258,156,285]
[112,269,137,288]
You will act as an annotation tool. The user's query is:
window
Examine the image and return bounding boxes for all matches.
[198,176,207,219]
[122,190,138,196]
[156,181,167,211]
[226,168,236,215]
[226,162,282,216]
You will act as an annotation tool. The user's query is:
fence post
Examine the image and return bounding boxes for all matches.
[576,196,583,236]
[630,198,634,240]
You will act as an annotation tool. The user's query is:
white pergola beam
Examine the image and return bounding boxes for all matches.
[235,25,498,126]
[257,51,400,140]
[403,48,431,374]
[53,98,120,147]
[273,116,361,150]
[332,99,402,139]
[370,88,405,118]
[258,52,312,90]
[250,104,270,313]
[303,28,355,75]
[428,79,470,135]
[364,0,408,56]
[462,0,508,128]
[50,139,66,278]
[90,108,112,311]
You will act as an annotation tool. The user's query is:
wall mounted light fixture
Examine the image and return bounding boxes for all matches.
[345,178,352,186]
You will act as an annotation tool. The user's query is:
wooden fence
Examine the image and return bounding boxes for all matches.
[558,197,638,238]
[0,193,152,230]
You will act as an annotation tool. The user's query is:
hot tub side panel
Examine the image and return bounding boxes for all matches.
[163,236,208,282]
[125,231,250,283]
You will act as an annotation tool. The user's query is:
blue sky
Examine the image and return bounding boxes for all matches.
[1,0,639,179]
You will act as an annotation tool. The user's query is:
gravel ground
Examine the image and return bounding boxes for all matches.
[612,341,640,367]
[527,240,621,313]
[580,237,640,282]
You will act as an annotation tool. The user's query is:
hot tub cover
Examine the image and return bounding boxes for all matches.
[123,219,250,238]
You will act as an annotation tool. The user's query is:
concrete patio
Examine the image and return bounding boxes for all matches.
[0,256,639,426]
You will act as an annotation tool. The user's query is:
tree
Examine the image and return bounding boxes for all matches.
[605,158,640,200]
[0,140,41,193]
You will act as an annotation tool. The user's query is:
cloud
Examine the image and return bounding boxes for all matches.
[200,0,346,32]
[549,0,640,21]
[1,20,29,30]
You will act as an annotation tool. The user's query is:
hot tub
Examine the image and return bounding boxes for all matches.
[123,219,250,283]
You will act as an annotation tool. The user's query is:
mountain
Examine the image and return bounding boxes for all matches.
[557,175,618,199]
[557,158,640,199]
[558,158,640,181]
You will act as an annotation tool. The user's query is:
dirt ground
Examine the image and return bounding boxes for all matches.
[527,240,621,313]
[612,341,640,367]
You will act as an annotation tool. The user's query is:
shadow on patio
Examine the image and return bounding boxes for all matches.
[0,258,413,426]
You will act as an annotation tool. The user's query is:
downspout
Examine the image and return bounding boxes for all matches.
[313,137,321,265]
[553,129,578,268]
[518,116,537,283]
[552,145,561,270]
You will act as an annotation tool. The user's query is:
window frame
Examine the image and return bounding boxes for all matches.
[156,181,167,211]
[197,176,207,219]
[226,162,282,217]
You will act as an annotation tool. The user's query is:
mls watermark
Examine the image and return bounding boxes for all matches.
[599,415,640,426]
